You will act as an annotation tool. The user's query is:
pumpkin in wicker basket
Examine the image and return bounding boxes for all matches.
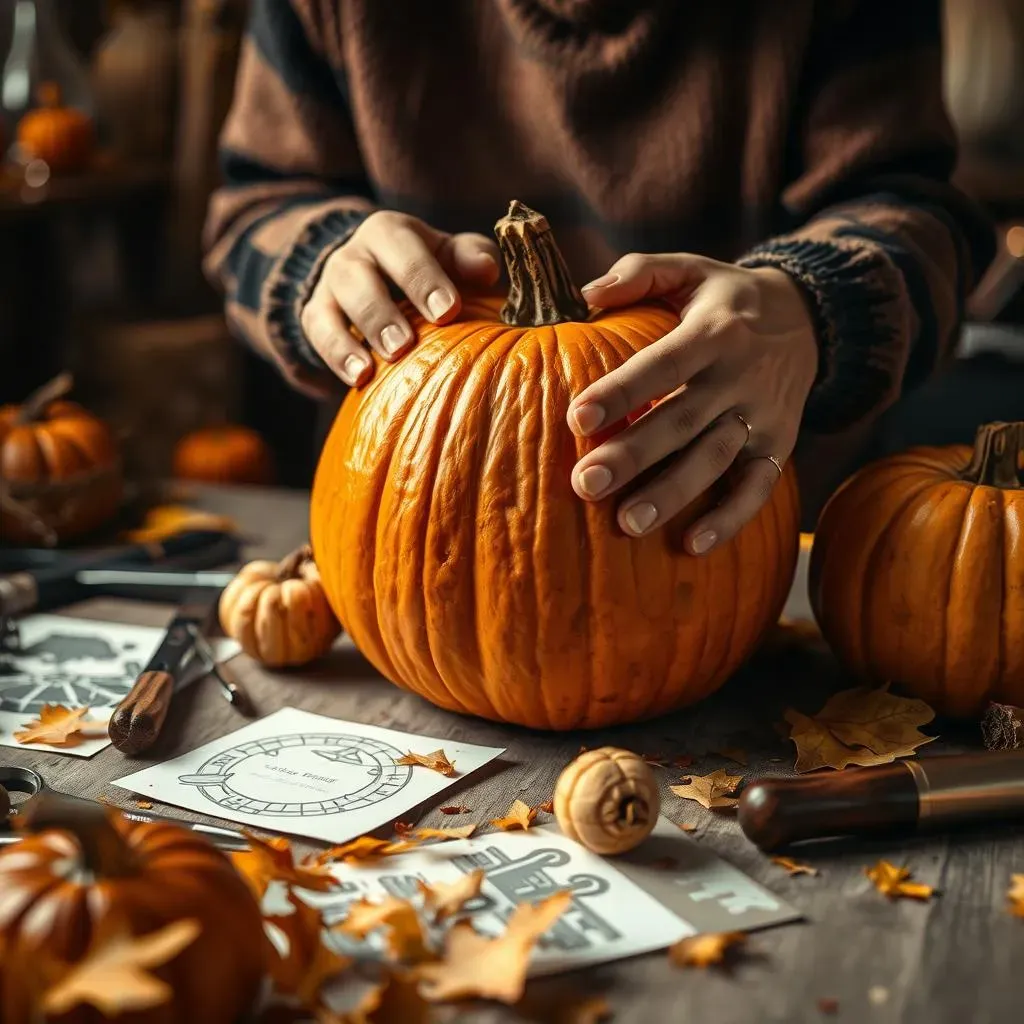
[0,374,123,546]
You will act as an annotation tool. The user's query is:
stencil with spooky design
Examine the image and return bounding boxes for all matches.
[177,733,412,817]
[113,708,506,845]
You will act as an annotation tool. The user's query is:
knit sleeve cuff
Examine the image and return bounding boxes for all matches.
[737,238,901,434]
[263,206,373,392]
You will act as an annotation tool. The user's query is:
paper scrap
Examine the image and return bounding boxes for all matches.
[112,708,505,845]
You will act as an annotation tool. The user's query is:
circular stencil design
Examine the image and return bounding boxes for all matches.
[177,733,413,816]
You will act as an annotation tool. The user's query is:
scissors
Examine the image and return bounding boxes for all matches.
[0,764,248,851]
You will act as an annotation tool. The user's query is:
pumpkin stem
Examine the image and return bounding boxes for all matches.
[618,796,649,827]
[960,421,1023,489]
[276,543,314,581]
[17,794,140,878]
[15,372,74,426]
[494,200,589,326]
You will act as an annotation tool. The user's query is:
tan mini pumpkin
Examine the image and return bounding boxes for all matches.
[553,747,660,854]
[219,544,340,668]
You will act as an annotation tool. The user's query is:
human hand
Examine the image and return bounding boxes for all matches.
[567,254,819,555]
[300,211,501,386]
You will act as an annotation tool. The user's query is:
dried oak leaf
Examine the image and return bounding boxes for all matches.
[265,891,353,1006]
[490,798,538,831]
[784,685,935,773]
[418,868,485,923]
[42,918,201,1017]
[414,824,476,841]
[1008,874,1024,917]
[415,891,572,1004]
[439,805,471,815]
[394,749,457,776]
[341,970,431,1024]
[13,704,106,747]
[305,836,420,867]
[670,770,743,810]
[865,860,935,901]
[772,856,819,877]
[669,931,747,969]
[231,833,337,900]
[337,896,431,963]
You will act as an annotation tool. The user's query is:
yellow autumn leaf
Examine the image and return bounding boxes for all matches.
[394,749,457,776]
[669,930,746,968]
[669,769,743,809]
[865,860,935,901]
[490,798,538,831]
[418,869,485,923]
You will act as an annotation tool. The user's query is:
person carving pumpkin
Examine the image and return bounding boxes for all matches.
[204,0,993,554]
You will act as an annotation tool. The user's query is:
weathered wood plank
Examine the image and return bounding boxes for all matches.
[5,484,1023,1024]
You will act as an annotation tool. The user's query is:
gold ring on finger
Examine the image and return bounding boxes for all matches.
[761,454,784,477]
[735,413,752,446]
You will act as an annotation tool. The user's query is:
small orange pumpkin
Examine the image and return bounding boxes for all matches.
[16,82,94,174]
[311,201,800,730]
[810,420,1024,718]
[0,796,265,1024]
[554,747,661,854]
[0,373,122,546]
[219,544,341,667]
[172,425,274,486]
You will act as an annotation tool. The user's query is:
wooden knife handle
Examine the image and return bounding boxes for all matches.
[737,766,920,851]
[108,671,175,756]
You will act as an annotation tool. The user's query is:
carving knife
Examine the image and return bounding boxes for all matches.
[737,749,1024,851]
[108,587,222,756]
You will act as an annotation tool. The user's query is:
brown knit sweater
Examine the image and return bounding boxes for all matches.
[203,0,993,433]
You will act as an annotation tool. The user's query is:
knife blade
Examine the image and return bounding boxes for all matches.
[108,587,222,756]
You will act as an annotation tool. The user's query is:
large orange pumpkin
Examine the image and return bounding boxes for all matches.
[0,797,265,1024]
[0,373,122,546]
[310,202,800,730]
[810,420,1024,718]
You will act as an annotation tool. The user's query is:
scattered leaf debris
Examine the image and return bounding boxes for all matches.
[418,869,485,923]
[415,891,571,1003]
[784,685,936,773]
[439,805,471,815]
[865,860,935,901]
[13,704,107,747]
[303,835,420,868]
[670,769,743,810]
[490,798,538,831]
[772,856,819,877]
[337,896,430,962]
[41,918,201,1017]
[676,822,698,833]
[134,799,154,810]
[669,931,747,969]
[536,799,555,814]
[231,834,337,900]
[414,824,477,841]
[394,749,457,776]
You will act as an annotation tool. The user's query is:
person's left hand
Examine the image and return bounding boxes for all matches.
[567,253,819,555]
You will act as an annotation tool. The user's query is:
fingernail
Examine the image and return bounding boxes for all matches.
[573,402,606,435]
[691,529,717,555]
[624,502,658,535]
[582,273,620,292]
[426,288,453,320]
[578,464,613,498]
[381,324,409,356]
[342,354,369,384]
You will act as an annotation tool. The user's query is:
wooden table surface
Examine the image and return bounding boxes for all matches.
[5,484,1023,1024]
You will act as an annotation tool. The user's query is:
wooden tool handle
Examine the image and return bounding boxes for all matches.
[108,671,175,756]
[737,766,920,851]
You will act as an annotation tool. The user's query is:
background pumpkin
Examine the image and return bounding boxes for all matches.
[172,425,274,486]
[0,373,122,546]
[809,420,1024,718]
[311,202,800,731]
[0,797,264,1024]
[15,82,94,174]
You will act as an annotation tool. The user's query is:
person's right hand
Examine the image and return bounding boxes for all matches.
[300,210,501,386]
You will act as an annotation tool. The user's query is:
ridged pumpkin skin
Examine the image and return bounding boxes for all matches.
[809,422,1024,718]
[311,293,800,730]
[554,747,660,854]
[0,804,265,1024]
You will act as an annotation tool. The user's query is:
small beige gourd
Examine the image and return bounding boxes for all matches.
[218,545,340,668]
[553,747,660,854]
